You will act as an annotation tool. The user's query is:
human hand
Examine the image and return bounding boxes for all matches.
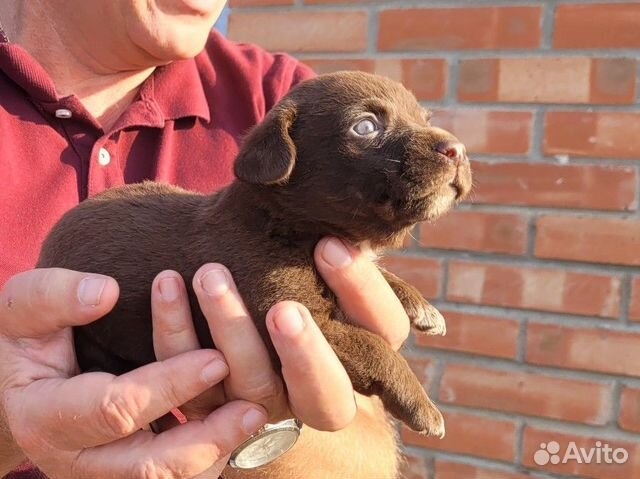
[0,268,267,479]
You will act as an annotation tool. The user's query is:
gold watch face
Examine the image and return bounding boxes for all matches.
[229,421,301,469]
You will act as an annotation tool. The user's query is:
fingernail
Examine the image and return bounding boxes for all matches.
[159,277,180,302]
[78,277,107,306]
[200,268,229,297]
[242,408,267,435]
[322,238,352,268]
[201,359,229,384]
[273,306,305,337]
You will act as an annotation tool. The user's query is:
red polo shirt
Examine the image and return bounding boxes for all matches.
[0,29,314,478]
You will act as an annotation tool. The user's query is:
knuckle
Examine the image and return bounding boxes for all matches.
[245,376,283,404]
[27,269,71,319]
[133,459,189,479]
[156,315,191,339]
[133,459,170,479]
[158,377,184,410]
[97,389,139,437]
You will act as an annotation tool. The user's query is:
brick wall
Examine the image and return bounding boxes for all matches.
[227,2,640,478]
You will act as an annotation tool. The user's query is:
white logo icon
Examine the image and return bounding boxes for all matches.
[534,440,629,466]
[534,441,561,466]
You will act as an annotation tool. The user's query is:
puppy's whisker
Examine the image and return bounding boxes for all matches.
[383,158,401,164]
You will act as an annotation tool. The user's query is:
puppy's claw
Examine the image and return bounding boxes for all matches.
[411,303,447,336]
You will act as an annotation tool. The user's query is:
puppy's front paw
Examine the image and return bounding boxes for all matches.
[412,402,446,438]
[381,269,447,336]
[398,286,446,336]
[411,301,446,336]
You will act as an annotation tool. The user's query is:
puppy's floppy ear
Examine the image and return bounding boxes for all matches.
[234,100,297,185]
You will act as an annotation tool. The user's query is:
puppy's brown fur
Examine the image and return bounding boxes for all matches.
[38,72,472,436]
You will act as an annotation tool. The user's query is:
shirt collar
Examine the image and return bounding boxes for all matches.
[145,57,211,124]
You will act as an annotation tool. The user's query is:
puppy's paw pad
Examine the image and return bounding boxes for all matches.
[411,303,446,336]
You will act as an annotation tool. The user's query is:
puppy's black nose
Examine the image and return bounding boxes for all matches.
[435,141,467,164]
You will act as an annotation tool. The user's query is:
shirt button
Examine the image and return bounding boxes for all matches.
[98,148,111,166]
[55,108,73,119]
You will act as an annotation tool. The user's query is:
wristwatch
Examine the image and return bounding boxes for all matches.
[228,418,303,469]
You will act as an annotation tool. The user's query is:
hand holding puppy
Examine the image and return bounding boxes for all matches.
[0,268,265,479]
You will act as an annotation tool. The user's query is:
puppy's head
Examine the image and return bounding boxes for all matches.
[234,71,472,247]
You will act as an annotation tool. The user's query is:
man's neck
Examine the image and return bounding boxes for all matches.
[0,1,155,131]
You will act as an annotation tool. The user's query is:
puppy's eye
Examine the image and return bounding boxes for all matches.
[352,118,380,136]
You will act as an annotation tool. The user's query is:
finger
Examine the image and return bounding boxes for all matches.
[152,270,225,427]
[267,302,356,431]
[192,264,287,419]
[72,401,268,479]
[151,270,200,360]
[8,349,229,451]
[314,238,410,350]
[0,268,119,338]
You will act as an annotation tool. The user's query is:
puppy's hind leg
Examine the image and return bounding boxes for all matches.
[320,319,444,437]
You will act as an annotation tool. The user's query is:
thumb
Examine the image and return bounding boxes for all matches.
[0,268,119,338]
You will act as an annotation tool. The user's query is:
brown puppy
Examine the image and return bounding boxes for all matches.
[38,71,472,436]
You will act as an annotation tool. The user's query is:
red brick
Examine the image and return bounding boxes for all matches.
[459,58,636,104]
[545,111,640,160]
[555,3,640,49]
[415,311,519,360]
[401,453,430,479]
[305,0,381,3]
[440,364,612,425]
[402,411,517,462]
[302,58,375,75]
[535,216,640,267]
[405,356,436,391]
[590,59,638,104]
[630,277,640,322]
[228,12,368,53]
[470,161,637,212]
[402,59,448,101]
[432,110,532,156]
[448,261,621,318]
[526,323,640,377]
[302,58,447,100]
[619,387,640,433]
[522,426,640,479]
[457,59,499,102]
[379,256,441,299]
[435,461,540,479]
[379,7,541,51]
[230,0,292,6]
[420,211,528,255]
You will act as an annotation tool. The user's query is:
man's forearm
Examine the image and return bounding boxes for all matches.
[223,395,399,479]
